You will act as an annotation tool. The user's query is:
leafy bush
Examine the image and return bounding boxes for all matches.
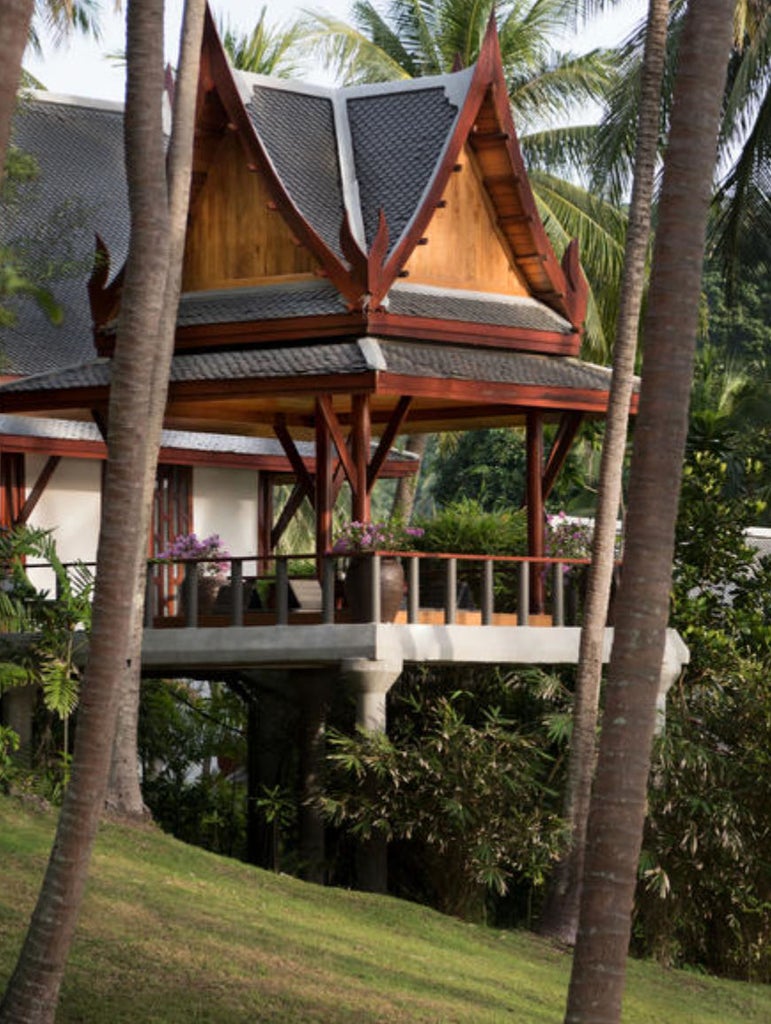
[318,680,564,922]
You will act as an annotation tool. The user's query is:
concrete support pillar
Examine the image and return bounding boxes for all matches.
[656,630,690,734]
[341,658,402,894]
[1,685,36,767]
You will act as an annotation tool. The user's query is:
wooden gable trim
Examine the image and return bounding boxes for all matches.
[355,16,588,331]
[198,8,359,306]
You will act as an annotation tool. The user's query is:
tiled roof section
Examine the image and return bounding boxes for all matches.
[2,95,128,376]
[176,279,350,328]
[0,413,416,462]
[245,86,346,261]
[0,344,372,394]
[376,339,625,392]
[347,86,460,256]
[387,284,574,334]
[0,339,625,400]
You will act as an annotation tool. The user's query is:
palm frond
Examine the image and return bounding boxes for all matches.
[531,171,628,361]
[303,10,413,83]
[221,5,309,78]
[521,123,603,183]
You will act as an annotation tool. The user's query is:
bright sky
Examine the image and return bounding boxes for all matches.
[24,0,644,105]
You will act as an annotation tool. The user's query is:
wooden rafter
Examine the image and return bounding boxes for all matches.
[542,411,584,501]
[367,395,413,490]
[15,456,61,526]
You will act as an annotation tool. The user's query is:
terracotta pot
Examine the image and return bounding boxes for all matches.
[344,556,404,622]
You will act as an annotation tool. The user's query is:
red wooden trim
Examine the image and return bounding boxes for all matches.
[367,395,413,490]
[542,411,583,501]
[0,452,25,529]
[257,472,273,573]
[15,455,61,526]
[314,400,333,565]
[198,8,360,306]
[376,372,627,414]
[526,412,545,613]
[366,312,580,355]
[350,394,371,521]
[370,39,499,305]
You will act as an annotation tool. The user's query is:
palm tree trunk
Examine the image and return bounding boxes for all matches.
[0,3,206,1020]
[563,0,736,1020]
[0,0,34,182]
[538,0,669,945]
[104,0,208,819]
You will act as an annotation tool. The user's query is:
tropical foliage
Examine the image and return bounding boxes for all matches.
[591,0,771,292]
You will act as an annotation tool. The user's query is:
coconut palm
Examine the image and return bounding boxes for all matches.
[305,0,627,360]
[564,0,736,1015]
[220,4,308,77]
[591,0,771,294]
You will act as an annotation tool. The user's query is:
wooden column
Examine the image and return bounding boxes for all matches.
[257,473,273,575]
[526,411,545,613]
[350,394,372,522]
[315,399,333,568]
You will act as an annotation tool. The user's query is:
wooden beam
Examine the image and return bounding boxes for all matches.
[367,395,413,491]
[315,400,333,563]
[258,472,273,573]
[316,395,357,489]
[273,414,315,497]
[271,480,311,550]
[15,456,61,526]
[543,411,583,501]
[350,394,371,522]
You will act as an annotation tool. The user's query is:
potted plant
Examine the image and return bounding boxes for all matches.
[158,532,230,614]
[332,520,423,622]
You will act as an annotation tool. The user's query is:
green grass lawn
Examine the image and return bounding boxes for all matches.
[0,795,768,1023]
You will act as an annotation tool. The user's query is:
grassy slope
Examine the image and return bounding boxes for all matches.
[0,796,769,1024]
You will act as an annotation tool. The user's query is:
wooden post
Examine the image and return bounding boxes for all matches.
[351,394,371,522]
[257,472,273,576]
[315,399,333,571]
[526,412,545,613]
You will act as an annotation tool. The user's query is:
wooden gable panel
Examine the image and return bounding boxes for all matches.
[401,143,529,297]
[182,131,320,292]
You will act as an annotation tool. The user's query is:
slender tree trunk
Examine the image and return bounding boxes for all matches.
[538,0,669,945]
[104,0,207,819]
[0,0,33,182]
[104,609,149,818]
[0,3,205,1020]
[564,0,735,1021]
[391,433,427,520]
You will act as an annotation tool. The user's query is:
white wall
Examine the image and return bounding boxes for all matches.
[25,454,102,593]
[192,466,259,573]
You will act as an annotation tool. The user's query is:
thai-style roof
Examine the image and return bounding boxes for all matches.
[0,11,630,443]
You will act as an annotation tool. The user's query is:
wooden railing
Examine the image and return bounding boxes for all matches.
[139,552,613,629]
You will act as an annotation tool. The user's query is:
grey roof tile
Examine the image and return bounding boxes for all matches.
[347,86,460,256]
[244,87,346,261]
[2,94,128,376]
[388,284,573,333]
[0,339,624,400]
[375,339,622,392]
[176,279,349,327]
